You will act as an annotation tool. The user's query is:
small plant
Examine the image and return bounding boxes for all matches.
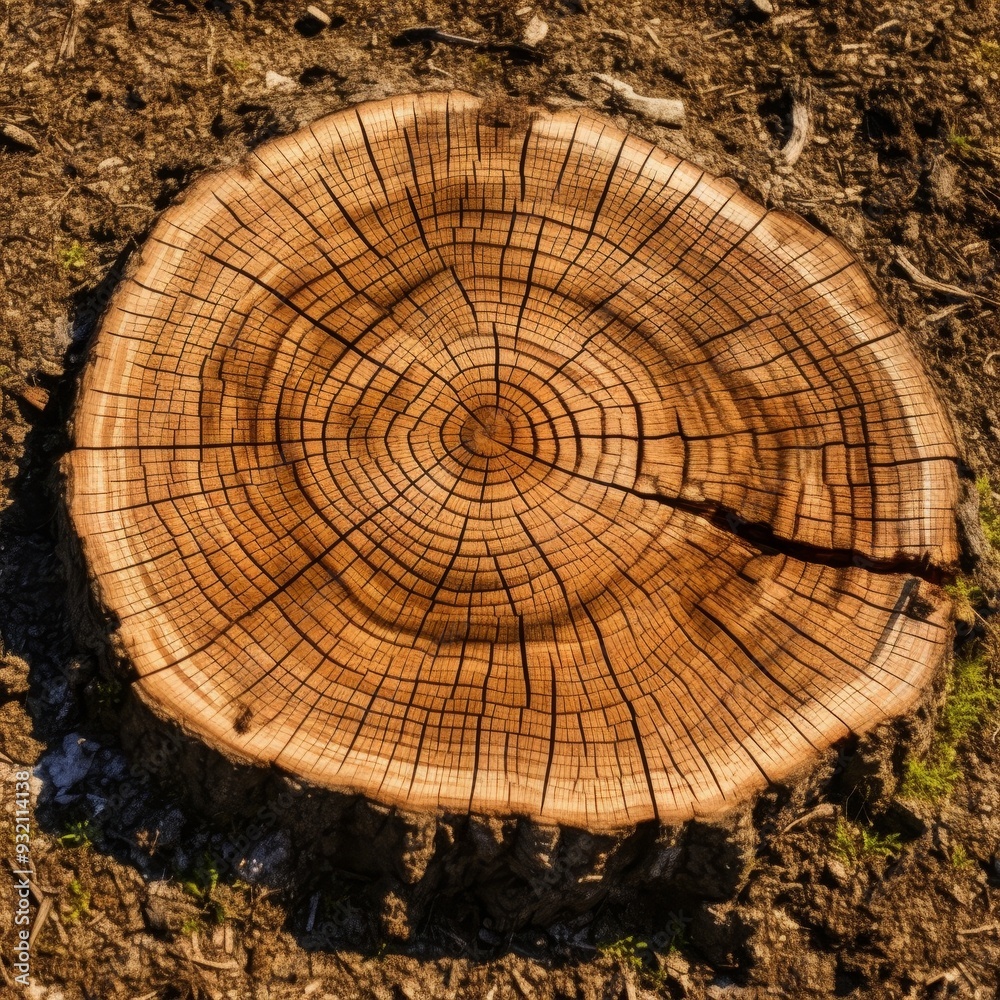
[599,935,649,971]
[93,676,125,711]
[901,750,959,801]
[58,819,94,849]
[976,474,1000,548]
[656,910,689,954]
[901,647,999,801]
[59,240,86,270]
[941,649,999,741]
[181,917,203,935]
[597,934,670,990]
[831,817,901,864]
[180,854,226,924]
[63,878,90,924]
[946,130,976,156]
[231,58,249,72]
[950,844,973,870]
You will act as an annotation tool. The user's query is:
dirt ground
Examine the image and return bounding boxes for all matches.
[2,0,1000,998]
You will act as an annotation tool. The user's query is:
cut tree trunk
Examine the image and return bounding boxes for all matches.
[65,91,959,834]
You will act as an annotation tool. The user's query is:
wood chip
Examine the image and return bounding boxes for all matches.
[305,5,331,28]
[58,0,88,62]
[780,80,811,167]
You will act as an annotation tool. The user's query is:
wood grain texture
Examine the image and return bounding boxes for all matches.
[66,92,960,830]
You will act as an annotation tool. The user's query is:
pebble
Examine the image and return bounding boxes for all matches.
[306,4,331,27]
[265,70,298,92]
[1,122,38,152]
[747,0,774,15]
[522,15,549,47]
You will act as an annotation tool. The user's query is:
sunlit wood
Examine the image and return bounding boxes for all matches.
[66,92,959,830]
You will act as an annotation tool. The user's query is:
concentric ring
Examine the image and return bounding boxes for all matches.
[67,92,959,829]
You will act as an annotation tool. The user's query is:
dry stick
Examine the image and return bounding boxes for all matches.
[956,923,1000,936]
[779,801,837,834]
[896,251,1000,308]
[57,0,87,62]
[592,74,685,126]
[27,897,52,950]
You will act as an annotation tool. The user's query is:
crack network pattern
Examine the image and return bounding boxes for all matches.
[67,92,959,830]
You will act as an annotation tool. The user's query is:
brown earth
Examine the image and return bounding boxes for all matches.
[2,1,1000,998]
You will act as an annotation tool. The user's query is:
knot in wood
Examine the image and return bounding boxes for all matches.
[460,405,516,458]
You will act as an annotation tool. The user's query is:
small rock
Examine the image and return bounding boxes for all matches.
[265,71,298,93]
[143,881,192,933]
[306,5,331,27]
[1,123,39,152]
[522,15,549,47]
[295,6,343,36]
[236,830,291,883]
[97,156,125,173]
[38,733,99,804]
[746,0,774,17]
[825,859,850,888]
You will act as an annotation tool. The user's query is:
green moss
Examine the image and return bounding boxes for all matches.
[63,878,90,924]
[950,844,973,869]
[976,475,1000,548]
[901,747,960,800]
[945,577,986,627]
[901,648,999,801]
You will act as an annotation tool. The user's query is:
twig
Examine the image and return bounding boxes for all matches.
[956,923,1000,936]
[425,59,454,79]
[27,897,52,949]
[779,801,836,834]
[58,0,88,62]
[592,74,684,127]
[895,251,1000,308]
[919,303,966,327]
[170,948,240,971]
[393,25,542,62]
[781,80,811,167]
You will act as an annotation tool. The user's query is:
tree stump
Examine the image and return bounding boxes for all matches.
[65,92,959,833]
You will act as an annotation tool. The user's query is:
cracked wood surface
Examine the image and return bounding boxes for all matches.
[66,91,959,830]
